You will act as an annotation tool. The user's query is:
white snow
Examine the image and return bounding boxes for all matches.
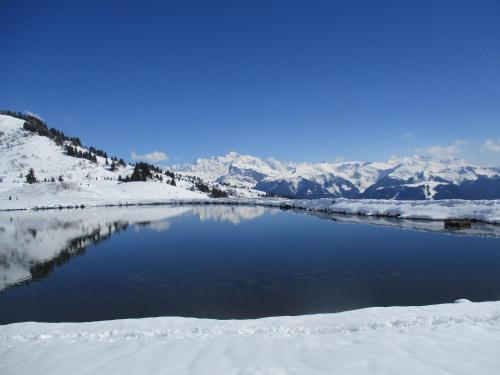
[251,197,500,224]
[0,180,206,210]
[1,182,499,224]
[1,300,500,375]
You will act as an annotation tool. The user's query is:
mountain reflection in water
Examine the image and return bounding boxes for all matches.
[0,206,266,290]
[0,204,499,292]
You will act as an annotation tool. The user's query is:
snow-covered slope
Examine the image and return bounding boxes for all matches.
[172,152,500,200]
[0,180,207,210]
[0,114,263,207]
[1,300,499,375]
[0,114,133,184]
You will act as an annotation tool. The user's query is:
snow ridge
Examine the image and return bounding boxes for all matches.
[2,305,500,342]
[1,301,500,375]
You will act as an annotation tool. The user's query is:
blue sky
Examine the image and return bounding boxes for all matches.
[1,0,499,165]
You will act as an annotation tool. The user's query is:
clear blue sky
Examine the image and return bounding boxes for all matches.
[1,0,499,165]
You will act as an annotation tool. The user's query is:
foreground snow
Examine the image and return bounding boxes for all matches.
[1,300,499,375]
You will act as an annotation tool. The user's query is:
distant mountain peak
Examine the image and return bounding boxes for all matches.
[171,151,500,200]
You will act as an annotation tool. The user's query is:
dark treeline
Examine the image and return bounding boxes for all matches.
[121,162,174,183]
[1,110,82,146]
[210,187,228,198]
[191,177,228,198]
[65,145,97,163]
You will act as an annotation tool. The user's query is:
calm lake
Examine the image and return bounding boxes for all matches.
[1,205,500,323]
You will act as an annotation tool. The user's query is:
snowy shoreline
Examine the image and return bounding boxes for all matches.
[1,188,499,224]
[1,300,500,375]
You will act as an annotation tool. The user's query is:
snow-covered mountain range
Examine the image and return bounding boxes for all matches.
[171,151,500,200]
[1,111,499,203]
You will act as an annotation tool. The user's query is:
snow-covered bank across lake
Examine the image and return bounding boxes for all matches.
[0,180,207,210]
[253,197,500,224]
[1,300,499,375]
[0,182,499,224]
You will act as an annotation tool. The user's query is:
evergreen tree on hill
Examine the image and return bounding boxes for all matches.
[25,168,37,184]
[210,187,228,198]
[128,162,153,182]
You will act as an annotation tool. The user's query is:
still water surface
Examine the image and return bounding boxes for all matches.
[0,205,499,323]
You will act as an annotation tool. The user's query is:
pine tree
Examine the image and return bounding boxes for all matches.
[130,164,144,181]
[127,162,153,182]
[210,187,228,198]
[25,168,37,184]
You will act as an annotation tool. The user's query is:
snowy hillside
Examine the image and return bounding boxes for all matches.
[0,114,263,208]
[0,114,132,184]
[171,152,500,200]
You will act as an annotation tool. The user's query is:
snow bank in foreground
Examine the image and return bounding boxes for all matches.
[1,300,499,375]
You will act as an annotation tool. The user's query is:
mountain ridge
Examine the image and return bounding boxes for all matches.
[1,111,498,201]
[170,152,500,200]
